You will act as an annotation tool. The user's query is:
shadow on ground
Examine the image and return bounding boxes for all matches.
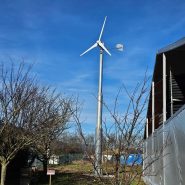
[36,172,105,185]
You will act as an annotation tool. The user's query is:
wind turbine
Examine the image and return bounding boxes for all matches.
[80,16,111,175]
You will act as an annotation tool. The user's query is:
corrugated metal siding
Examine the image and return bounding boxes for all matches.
[143,105,185,185]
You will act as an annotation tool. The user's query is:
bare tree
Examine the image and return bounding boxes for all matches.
[0,62,77,185]
[101,73,170,185]
[0,63,43,185]
[72,99,106,182]
[34,94,75,173]
[100,74,149,185]
[59,132,85,154]
[74,73,169,185]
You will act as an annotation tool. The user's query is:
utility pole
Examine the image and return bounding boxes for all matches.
[80,16,123,176]
[95,48,103,175]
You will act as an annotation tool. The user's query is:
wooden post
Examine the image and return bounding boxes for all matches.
[170,68,173,116]
[47,169,55,185]
[162,53,166,185]
[152,81,155,133]
[49,174,51,185]
[146,118,148,138]
[163,53,166,123]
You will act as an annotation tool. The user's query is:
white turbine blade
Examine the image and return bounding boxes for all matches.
[98,42,111,56]
[80,43,98,56]
[98,16,107,41]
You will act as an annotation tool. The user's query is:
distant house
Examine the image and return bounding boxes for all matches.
[102,150,113,162]
[49,155,59,165]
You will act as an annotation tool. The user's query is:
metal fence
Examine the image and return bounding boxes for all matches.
[59,153,83,164]
[143,105,185,185]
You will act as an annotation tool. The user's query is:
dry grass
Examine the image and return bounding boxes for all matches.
[55,160,93,174]
[36,160,145,185]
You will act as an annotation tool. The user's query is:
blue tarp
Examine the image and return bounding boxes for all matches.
[120,154,142,165]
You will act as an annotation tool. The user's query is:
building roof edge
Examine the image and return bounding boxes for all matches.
[157,37,185,54]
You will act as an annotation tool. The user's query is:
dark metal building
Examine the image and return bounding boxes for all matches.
[145,37,185,138]
[143,37,185,185]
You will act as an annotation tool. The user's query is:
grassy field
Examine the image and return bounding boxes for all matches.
[36,160,145,185]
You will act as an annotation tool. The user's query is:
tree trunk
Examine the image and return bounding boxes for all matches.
[115,154,120,185]
[1,162,8,185]
[43,159,48,175]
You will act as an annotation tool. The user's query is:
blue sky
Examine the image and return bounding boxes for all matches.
[1,0,185,133]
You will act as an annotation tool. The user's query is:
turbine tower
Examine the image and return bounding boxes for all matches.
[80,16,111,175]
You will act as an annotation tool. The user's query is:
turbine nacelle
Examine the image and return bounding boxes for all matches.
[96,40,111,56]
[80,16,111,57]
